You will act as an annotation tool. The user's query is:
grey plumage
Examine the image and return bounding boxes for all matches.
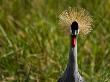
[57,39,85,82]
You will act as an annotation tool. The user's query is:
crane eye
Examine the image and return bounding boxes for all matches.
[71,21,79,35]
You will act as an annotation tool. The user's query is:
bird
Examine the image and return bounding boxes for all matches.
[58,7,93,82]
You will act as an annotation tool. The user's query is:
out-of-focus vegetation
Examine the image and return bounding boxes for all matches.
[0,0,110,82]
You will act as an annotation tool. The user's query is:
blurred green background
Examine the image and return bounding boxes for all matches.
[0,0,110,82]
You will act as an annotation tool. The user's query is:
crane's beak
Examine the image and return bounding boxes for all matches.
[70,21,79,47]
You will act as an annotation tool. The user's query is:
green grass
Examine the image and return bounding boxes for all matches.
[0,0,110,82]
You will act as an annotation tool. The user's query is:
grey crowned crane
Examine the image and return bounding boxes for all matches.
[58,7,93,82]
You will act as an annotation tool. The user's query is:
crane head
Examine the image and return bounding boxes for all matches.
[70,21,79,47]
[70,21,79,36]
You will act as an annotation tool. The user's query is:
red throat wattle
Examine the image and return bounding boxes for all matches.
[72,36,76,47]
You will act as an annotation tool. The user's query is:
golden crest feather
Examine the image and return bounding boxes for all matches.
[59,7,93,37]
